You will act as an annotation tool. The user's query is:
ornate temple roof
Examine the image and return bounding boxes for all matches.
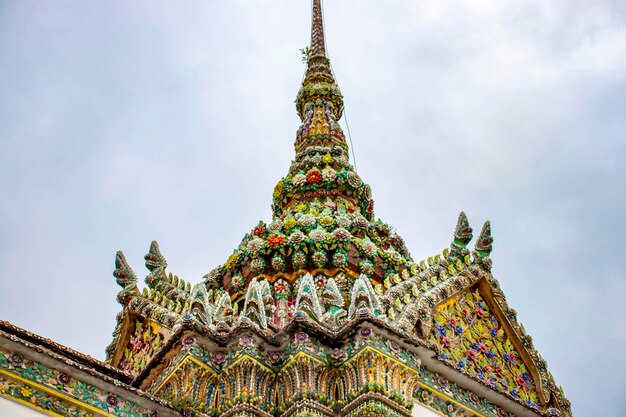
[93,2,572,417]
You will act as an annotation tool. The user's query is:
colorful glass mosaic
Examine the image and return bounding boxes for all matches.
[429,288,540,409]
[0,347,161,417]
[118,319,165,377]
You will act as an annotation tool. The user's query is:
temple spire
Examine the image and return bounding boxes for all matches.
[296,0,343,124]
[310,0,327,57]
[264,1,372,222]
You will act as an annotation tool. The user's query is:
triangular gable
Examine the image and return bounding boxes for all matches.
[429,284,540,404]
[425,277,570,416]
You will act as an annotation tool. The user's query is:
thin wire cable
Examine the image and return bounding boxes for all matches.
[342,106,358,173]
[320,0,359,172]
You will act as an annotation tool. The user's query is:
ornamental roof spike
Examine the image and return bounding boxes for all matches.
[450,211,473,257]
[474,221,494,269]
[475,221,493,253]
[113,251,139,305]
[113,250,137,288]
[145,240,167,272]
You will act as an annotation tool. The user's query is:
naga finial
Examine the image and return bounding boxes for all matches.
[474,221,493,266]
[113,251,137,287]
[113,251,138,304]
[450,212,473,257]
[144,240,167,271]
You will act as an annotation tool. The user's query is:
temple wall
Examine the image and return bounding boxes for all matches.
[0,395,47,416]
[412,401,443,417]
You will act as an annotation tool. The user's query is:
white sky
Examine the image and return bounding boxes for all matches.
[1,1,625,416]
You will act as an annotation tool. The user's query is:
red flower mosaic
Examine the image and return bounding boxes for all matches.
[306,170,322,184]
[267,234,285,247]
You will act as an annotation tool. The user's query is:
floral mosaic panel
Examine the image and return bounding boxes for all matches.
[118,319,165,378]
[1,373,97,417]
[429,289,539,409]
[0,348,160,417]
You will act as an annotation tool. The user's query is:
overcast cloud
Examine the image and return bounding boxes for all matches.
[1,1,625,416]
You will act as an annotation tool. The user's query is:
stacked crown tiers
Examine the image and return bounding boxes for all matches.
[203,0,413,309]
